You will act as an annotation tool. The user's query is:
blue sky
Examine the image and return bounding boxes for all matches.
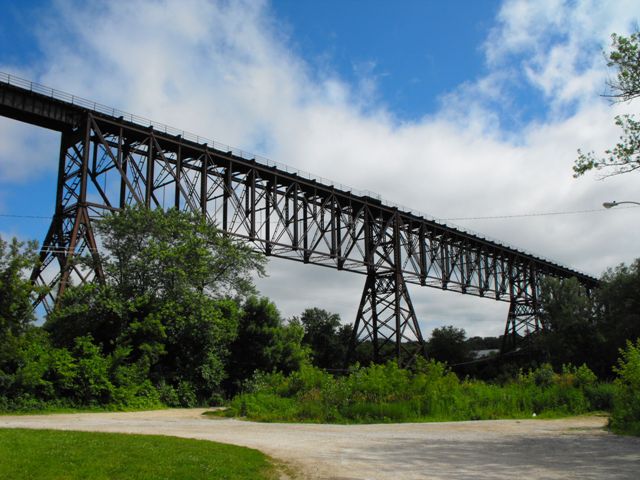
[270,0,501,119]
[1,0,639,336]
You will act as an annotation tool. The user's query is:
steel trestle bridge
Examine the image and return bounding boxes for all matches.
[0,73,599,365]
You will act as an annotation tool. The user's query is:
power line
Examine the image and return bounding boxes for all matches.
[2,204,639,224]
[439,205,640,222]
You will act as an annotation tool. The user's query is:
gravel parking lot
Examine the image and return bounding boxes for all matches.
[1,409,639,479]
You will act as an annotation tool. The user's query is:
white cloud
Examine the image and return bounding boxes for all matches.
[484,0,639,109]
[2,0,640,338]
[0,118,59,181]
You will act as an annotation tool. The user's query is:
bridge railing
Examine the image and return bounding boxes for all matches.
[0,71,581,272]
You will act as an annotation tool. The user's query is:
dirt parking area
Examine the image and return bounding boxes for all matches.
[1,409,639,479]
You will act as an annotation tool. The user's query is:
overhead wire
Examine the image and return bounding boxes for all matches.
[439,205,640,222]
[3,204,639,224]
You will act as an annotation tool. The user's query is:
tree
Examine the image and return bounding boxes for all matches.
[46,207,267,404]
[610,338,640,434]
[226,296,306,392]
[299,308,351,370]
[0,237,39,337]
[537,277,603,370]
[535,263,640,377]
[428,326,469,365]
[574,31,640,177]
[90,206,265,300]
[595,260,640,373]
[465,336,501,351]
[0,237,52,406]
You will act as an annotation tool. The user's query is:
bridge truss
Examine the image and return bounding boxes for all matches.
[0,74,599,365]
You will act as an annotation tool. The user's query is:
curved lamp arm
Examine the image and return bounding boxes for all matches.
[603,201,640,209]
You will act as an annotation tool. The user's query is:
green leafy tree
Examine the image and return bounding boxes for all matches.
[574,31,640,177]
[155,294,240,404]
[299,308,351,370]
[428,325,469,365]
[610,339,640,435]
[536,262,640,377]
[595,260,640,373]
[465,336,500,351]
[537,277,603,370]
[46,207,267,404]
[90,206,265,300]
[0,237,39,337]
[226,296,306,392]
[0,237,58,407]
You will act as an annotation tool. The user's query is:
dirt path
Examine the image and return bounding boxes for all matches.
[1,410,639,479]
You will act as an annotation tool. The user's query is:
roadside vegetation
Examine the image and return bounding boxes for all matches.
[220,360,614,424]
[610,339,640,435]
[0,429,278,480]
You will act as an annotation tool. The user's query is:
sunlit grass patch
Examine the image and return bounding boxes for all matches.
[0,428,278,480]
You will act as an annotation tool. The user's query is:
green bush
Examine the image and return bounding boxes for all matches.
[610,339,640,435]
[223,360,611,424]
[227,393,299,422]
[584,382,616,411]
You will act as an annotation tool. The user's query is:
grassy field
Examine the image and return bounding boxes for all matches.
[0,428,278,480]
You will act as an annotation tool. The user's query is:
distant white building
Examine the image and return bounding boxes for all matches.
[470,349,499,359]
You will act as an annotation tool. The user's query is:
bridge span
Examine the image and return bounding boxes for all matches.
[0,72,598,364]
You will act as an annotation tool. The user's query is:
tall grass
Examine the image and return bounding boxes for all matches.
[223,360,614,424]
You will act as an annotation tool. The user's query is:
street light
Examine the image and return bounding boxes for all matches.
[603,201,640,209]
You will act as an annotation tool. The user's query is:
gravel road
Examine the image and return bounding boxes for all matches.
[1,409,639,479]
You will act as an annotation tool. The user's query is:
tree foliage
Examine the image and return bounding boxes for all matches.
[0,237,39,337]
[298,308,352,370]
[537,261,640,377]
[90,206,265,300]
[427,325,469,365]
[537,277,602,368]
[574,31,640,177]
[595,260,640,372]
[45,207,268,405]
[226,297,306,393]
[610,339,640,434]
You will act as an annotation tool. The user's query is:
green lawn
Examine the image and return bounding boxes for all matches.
[0,428,278,480]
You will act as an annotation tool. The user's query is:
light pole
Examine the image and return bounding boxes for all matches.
[602,201,640,209]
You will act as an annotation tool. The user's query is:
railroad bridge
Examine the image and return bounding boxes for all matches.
[0,73,599,365]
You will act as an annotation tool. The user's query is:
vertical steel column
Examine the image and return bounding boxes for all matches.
[174,142,182,209]
[118,129,128,209]
[292,184,299,248]
[348,210,426,367]
[303,189,310,263]
[200,148,208,214]
[249,170,256,239]
[31,114,103,311]
[264,178,272,255]
[222,164,232,231]
[31,128,74,310]
[501,282,541,353]
[145,130,154,208]
[393,214,402,362]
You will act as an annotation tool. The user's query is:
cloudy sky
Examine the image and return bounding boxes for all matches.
[1,0,639,339]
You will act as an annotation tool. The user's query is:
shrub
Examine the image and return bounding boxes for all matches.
[610,339,640,435]
[223,360,610,424]
[227,393,299,422]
